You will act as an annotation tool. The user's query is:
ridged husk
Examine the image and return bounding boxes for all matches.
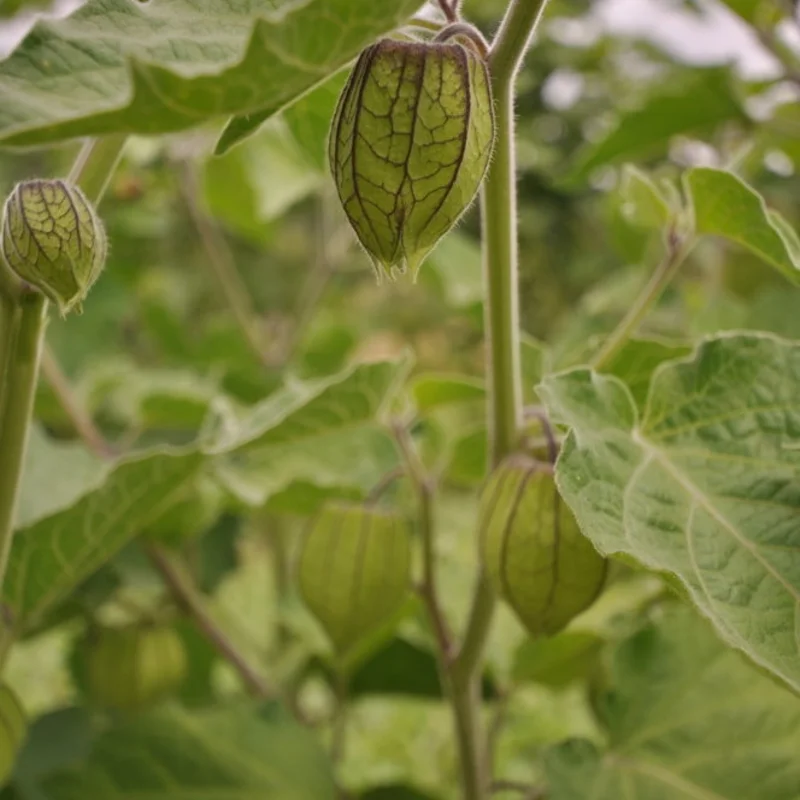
[298,502,411,655]
[84,624,187,711]
[1,180,106,315]
[480,456,607,637]
[329,36,495,281]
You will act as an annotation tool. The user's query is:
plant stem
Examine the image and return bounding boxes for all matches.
[0,135,126,603]
[180,163,268,367]
[0,293,46,586]
[146,544,276,699]
[69,134,128,201]
[590,231,692,371]
[452,2,551,797]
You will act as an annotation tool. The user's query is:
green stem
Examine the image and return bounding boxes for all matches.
[0,293,46,585]
[590,233,692,371]
[451,3,551,798]
[68,134,128,202]
[0,135,127,604]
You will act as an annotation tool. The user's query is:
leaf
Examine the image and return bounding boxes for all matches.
[44,704,335,800]
[545,607,800,800]
[205,121,324,231]
[602,337,692,410]
[411,374,484,411]
[426,232,483,308]
[686,167,800,285]
[618,165,672,229]
[512,631,604,688]
[0,0,421,147]
[212,358,410,505]
[15,428,107,529]
[360,786,441,800]
[5,449,202,631]
[566,68,746,182]
[445,426,487,486]
[539,334,800,692]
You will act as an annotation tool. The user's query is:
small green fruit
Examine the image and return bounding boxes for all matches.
[84,624,186,711]
[1,179,106,315]
[0,684,26,786]
[298,502,411,655]
[143,475,225,546]
[329,34,495,281]
[480,457,607,637]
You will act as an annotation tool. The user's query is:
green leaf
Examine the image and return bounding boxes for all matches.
[686,167,800,285]
[5,449,202,631]
[212,358,410,505]
[0,0,421,147]
[15,428,107,529]
[546,607,800,800]
[567,69,746,182]
[411,374,484,411]
[360,786,441,800]
[44,704,335,800]
[205,121,324,231]
[426,232,483,308]
[618,165,672,230]
[445,427,487,486]
[539,334,800,692]
[602,337,692,410]
[512,631,604,688]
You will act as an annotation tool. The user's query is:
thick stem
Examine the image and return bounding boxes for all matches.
[0,297,19,422]
[146,544,276,699]
[590,232,692,371]
[453,3,551,797]
[0,135,126,604]
[0,294,46,584]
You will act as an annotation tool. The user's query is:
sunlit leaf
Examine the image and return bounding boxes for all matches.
[686,167,800,285]
[540,333,800,692]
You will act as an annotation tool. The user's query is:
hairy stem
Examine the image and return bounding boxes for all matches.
[452,2,552,797]
[0,135,126,602]
[590,231,692,371]
[146,544,276,699]
[0,294,46,587]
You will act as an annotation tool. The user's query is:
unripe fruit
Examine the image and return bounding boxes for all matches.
[329,33,495,281]
[298,502,411,655]
[84,624,186,711]
[480,457,607,637]
[142,475,224,546]
[1,180,106,315]
[0,685,26,786]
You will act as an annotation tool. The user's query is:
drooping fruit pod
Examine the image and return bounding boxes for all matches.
[143,475,225,546]
[329,31,495,281]
[1,180,106,315]
[0,684,26,786]
[298,502,412,655]
[84,623,187,711]
[480,456,607,637]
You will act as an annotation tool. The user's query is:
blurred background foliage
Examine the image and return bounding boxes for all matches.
[1,0,799,798]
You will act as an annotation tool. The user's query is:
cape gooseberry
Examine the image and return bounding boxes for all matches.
[84,623,187,711]
[298,502,412,655]
[1,180,106,316]
[479,456,607,637]
[329,29,495,281]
